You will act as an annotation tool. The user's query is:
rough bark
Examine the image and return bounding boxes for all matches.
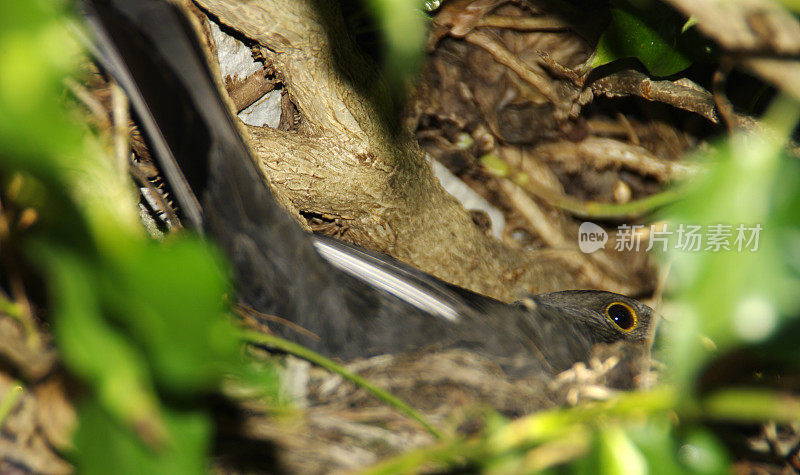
[194,0,596,301]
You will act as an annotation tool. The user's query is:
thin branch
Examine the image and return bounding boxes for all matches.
[464,30,560,104]
[234,303,320,341]
[240,330,444,440]
[591,70,720,124]
[476,15,572,31]
[228,69,277,113]
[712,67,738,132]
[64,77,110,129]
[518,176,682,219]
[111,81,130,177]
[533,137,698,181]
[496,139,673,221]
[499,180,638,295]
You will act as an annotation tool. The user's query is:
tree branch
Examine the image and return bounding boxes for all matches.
[193,0,605,300]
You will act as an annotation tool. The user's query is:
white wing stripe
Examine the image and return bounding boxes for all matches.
[312,239,461,322]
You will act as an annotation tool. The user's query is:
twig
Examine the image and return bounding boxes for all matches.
[64,77,110,129]
[464,30,559,104]
[591,70,721,124]
[536,50,587,84]
[790,437,800,471]
[584,117,637,138]
[239,330,444,439]
[476,15,572,31]
[111,81,131,177]
[712,67,738,132]
[533,137,698,181]
[489,147,651,293]
[616,112,640,146]
[234,303,320,341]
[500,180,566,249]
[228,69,277,113]
[592,70,763,132]
[510,164,681,219]
[664,0,800,56]
[427,0,505,49]
[740,57,800,104]
[0,292,38,348]
[763,422,784,461]
[499,180,637,295]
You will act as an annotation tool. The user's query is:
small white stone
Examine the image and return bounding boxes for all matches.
[209,21,260,81]
[239,89,282,127]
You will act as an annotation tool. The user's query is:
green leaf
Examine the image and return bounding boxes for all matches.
[677,429,729,474]
[597,426,647,475]
[777,0,800,14]
[37,245,166,440]
[0,1,260,472]
[592,0,693,77]
[361,0,428,81]
[99,237,241,395]
[660,98,800,386]
[625,420,685,474]
[571,420,729,475]
[703,388,800,424]
[628,421,728,474]
[72,400,210,475]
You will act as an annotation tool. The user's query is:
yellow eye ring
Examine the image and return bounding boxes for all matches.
[605,302,637,332]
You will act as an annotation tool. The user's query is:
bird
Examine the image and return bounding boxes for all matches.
[81,0,655,377]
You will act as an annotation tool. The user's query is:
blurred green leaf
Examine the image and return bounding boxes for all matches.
[592,0,694,76]
[0,381,24,429]
[0,0,83,177]
[0,0,266,471]
[703,388,800,424]
[100,237,241,395]
[73,400,210,475]
[361,0,429,83]
[676,429,728,474]
[36,246,165,441]
[571,420,728,475]
[661,98,800,386]
[630,422,728,474]
[597,426,647,474]
[625,420,686,474]
[776,0,800,13]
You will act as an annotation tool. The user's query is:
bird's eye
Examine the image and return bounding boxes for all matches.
[605,302,636,331]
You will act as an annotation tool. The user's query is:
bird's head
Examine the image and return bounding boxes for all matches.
[526,290,655,344]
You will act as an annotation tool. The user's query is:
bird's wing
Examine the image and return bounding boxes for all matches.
[80,0,594,371]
